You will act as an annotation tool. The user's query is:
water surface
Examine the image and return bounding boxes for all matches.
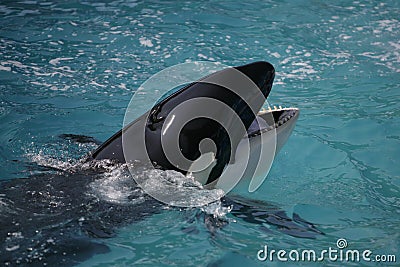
[0,0,399,266]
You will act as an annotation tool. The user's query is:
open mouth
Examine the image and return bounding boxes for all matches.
[247,106,300,137]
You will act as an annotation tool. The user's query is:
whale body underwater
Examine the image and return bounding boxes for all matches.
[0,62,322,266]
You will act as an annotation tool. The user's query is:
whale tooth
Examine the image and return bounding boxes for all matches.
[268,106,272,111]
[279,105,282,110]
[274,106,277,110]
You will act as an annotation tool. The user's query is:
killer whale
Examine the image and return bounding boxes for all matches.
[92,61,299,192]
[0,61,307,266]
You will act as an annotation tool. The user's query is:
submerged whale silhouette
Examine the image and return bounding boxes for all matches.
[0,62,315,266]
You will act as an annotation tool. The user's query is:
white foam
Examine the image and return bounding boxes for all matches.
[25,148,225,208]
[139,37,154,47]
[271,52,281,58]
[5,245,20,252]
[1,60,39,70]
[197,53,208,60]
[87,165,226,208]
[89,166,144,205]
[201,200,232,219]
[0,195,16,214]
[89,80,106,87]
[132,168,225,207]
[0,65,11,71]
[26,150,77,171]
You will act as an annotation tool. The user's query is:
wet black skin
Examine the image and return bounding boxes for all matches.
[92,61,275,184]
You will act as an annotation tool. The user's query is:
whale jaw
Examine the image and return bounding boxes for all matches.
[253,106,299,153]
[189,106,299,192]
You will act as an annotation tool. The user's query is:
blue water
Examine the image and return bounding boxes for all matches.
[1,0,399,266]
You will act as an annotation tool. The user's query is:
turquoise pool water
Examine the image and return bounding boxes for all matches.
[0,0,399,266]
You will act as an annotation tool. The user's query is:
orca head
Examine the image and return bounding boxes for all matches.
[92,61,300,193]
[144,61,275,185]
